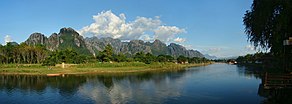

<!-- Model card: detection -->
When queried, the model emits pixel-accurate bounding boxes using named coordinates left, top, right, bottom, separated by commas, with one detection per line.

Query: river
left=0, top=63, right=290, bottom=104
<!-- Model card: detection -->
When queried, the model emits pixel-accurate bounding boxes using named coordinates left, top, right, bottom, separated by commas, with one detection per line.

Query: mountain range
left=24, top=27, right=205, bottom=58
left=204, top=54, right=218, bottom=60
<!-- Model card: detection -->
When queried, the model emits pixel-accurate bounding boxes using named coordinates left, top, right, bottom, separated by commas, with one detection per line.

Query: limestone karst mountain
left=25, top=27, right=204, bottom=58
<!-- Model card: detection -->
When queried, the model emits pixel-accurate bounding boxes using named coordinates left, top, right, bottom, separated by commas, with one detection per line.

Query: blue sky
left=0, top=0, right=256, bottom=58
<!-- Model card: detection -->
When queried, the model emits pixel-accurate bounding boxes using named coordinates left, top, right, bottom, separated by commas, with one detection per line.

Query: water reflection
left=1, top=64, right=290, bottom=103
left=237, top=64, right=292, bottom=104
left=257, top=74, right=292, bottom=104
left=0, top=75, right=87, bottom=96
left=78, top=70, right=188, bottom=104
left=236, top=65, right=262, bottom=79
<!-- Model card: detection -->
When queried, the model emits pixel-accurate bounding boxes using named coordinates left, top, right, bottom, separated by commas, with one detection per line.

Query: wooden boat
left=46, top=74, right=61, bottom=76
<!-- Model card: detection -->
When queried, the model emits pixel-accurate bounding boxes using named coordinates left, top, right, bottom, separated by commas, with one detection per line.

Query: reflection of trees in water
left=226, top=64, right=292, bottom=104
left=0, top=75, right=86, bottom=96
left=0, top=70, right=190, bottom=103
left=0, top=75, right=47, bottom=93
left=134, top=70, right=187, bottom=81
left=237, top=64, right=292, bottom=103
left=236, top=65, right=263, bottom=79
left=236, top=64, right=292, bottom=103
left=96, top=76, right=114, bottom=90
left=79, top=70, right=189, bottom=104
left=258, top=84, right=292, bottom=104
left=82, top=70, right=188, bottom=91
left=51, top=76, right=86, bottom=97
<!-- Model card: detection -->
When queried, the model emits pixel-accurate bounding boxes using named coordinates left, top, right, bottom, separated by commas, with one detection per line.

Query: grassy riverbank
left=0, top=62, right=212, bottom=75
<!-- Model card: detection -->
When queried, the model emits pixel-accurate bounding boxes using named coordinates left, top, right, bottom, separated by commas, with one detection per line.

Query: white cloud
left=139, top=35, right=153, bottom=41
left=79, top=10, right=186, bottom=43
left=154, top=26, right=186, bottom=42
left=241, top=44, right=258, bottom=56
left=174, top=37, right=186, bottom=43
left=4, top=35, right=12, bottom=45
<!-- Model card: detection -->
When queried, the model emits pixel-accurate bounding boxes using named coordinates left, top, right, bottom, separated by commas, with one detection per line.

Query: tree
left=35, top=44, right=48, bottom=64
left=134, top=52, right=146, bottom=62
left=144, top=53, right=156, bottom=64
left=157, top=55, right=174, bottom=62
left=4, top=42, right=18, bottom=64
left=42, top=48, right=86, bottom=66
left=113, top=53, right=127, bottom=62
left=104, top=44, right=113, bottom=59
left=157, top=55, right=167, bottom=62
left=177, top=55, right=187, bottom=64
left=0, top=45, right=5, bottom=64
left=96, top=44, right=114, bottom=62
left=243, top=0, right=292, bottom=55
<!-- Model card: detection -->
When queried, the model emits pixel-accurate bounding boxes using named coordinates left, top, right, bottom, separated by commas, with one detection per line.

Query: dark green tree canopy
left=243, top=0, right=292, bottom=55
left=96, top=44, right=114, bottom=62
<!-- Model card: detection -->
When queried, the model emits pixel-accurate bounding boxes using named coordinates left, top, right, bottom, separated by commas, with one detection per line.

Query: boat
left=46, top=74, right=61, bottom=76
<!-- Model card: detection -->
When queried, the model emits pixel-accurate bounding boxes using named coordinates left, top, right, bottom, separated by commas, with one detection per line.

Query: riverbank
left=0, top=62, right=213, bottom=75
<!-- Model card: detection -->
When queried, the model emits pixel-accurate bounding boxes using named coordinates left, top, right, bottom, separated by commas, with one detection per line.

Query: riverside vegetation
left=0, top=43, right=211, bottom=75
left=242, top=0, right=292, bottom=71
left=0, top=27, right=211, bottom=74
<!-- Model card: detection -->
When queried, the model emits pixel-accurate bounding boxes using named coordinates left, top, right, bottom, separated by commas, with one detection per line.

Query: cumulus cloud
left=4, top=35, right=12, bottom=45
left=139, top=35, right=153, bottom=41
left=154, top=26, right=186, bottom=42
left=174, top=37, right=186, bottom=43
left=79, top=10, right=186, bottom=43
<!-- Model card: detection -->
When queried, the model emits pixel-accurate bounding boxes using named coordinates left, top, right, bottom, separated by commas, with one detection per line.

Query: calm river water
left=0, top=63, right=290, bottom=104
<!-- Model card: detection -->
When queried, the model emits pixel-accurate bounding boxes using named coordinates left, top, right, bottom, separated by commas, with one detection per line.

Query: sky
left=0, top=0, right=256, bottom=58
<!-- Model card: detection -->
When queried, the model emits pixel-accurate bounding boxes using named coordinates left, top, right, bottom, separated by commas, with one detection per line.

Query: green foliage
left=42, top=48, right=87, bottom=66
left=0, top=42, right=48, bottom=64
left=133, top=52, right=173, bottom=64
left=189, top=57, right=209, bottom=63
left=177, top=55, right=188, bottom=63
left=157, top=55, right=174, bottom=62
left=134, top=52, right=146, bottom=62
left=1, top=42, right=209, bottom=67
left=96, top=44, right=114, bottom=62
left=236, top=52, right=267, bottom=64
left=144, top=53, right=156, bottom=64
left=243, top=0, right=292, bottom=55
left=113, top=53, right=127, bottom=62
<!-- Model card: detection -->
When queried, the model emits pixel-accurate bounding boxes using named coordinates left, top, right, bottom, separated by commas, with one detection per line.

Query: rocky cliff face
left=150, top=39, right=168, bottom=55
left=47, top=33, right=59, bottom=51
left=25, top=27, right=90, bottom=55
left=25, top=27, right=204, bottom=58
left=25, top=33, right=48, bottom=46
left=168, top=43, right=204, bottom=58
left=85, top=37, right=126, bottom=54
left=85, top=37, right=203, bottom=58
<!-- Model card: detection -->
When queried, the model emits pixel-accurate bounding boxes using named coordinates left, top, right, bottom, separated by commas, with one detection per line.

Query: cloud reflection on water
left=78, top=71, right=188, bottom=104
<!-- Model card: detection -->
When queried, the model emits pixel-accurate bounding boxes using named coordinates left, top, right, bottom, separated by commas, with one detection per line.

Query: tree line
left=0, top=42, right=47, bottom=64
left=235, top=52, right=287, bottom=69
left=236, top=52, right=267, bottom=64
left=1, top=43, right=210, bottom=66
